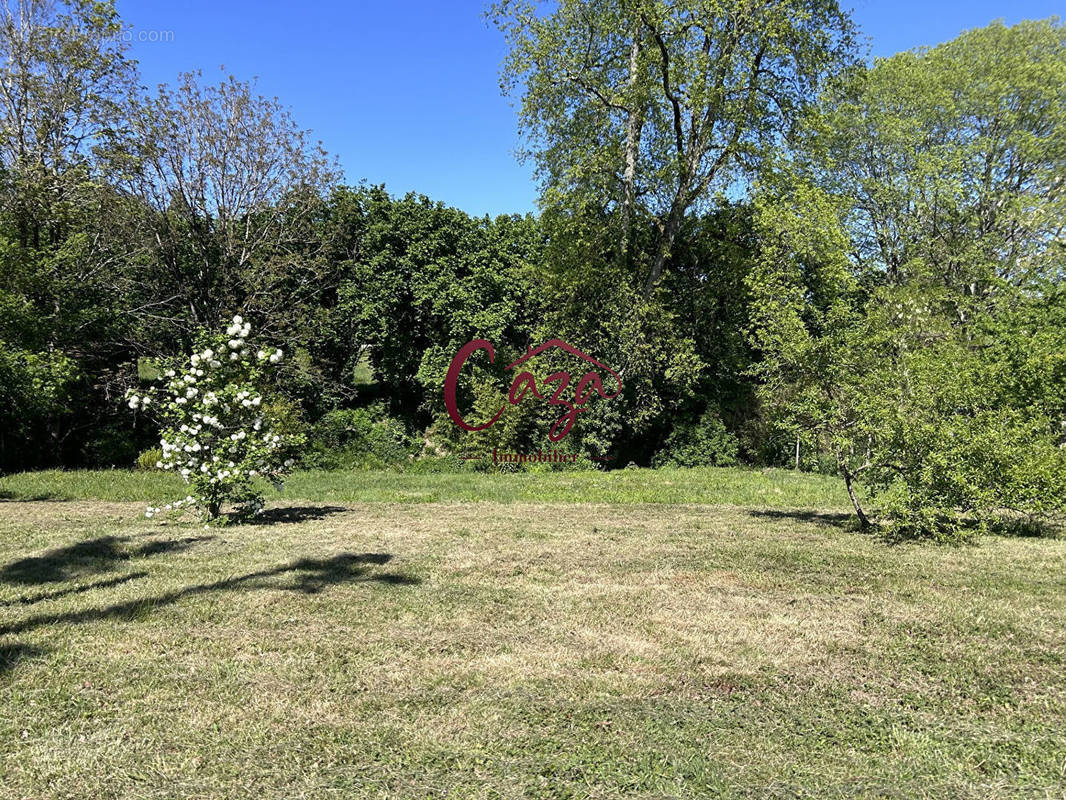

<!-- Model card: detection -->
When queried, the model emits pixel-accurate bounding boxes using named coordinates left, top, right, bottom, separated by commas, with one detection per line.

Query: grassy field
left=0, top=466, right=852, bottom=507
left=0, top=468, right=1063, bottom=798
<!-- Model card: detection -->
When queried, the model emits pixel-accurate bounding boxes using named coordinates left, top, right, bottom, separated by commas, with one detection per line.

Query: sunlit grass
left=0, top=466, right=850, bottom=508
left=0, top=474, right=1062, bottom=797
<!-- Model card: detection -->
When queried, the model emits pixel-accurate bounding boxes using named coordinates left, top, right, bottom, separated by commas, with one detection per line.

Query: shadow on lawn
left=0, top=490, right=70, bottom=502
left=0, top=534, right=215, bottom=585
left=0, top=571, right=148, bottom=608
left=0, top=552, right=418, bottom=636
left=748, top=509, right=857, bottom=530
left=252, top=505, right=348, bottom=525
left=0, top=643, right=48, bottom=677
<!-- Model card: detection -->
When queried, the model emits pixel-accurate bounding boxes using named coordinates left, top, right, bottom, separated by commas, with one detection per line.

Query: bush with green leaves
left=653, top=410, right=739, bottom=468
left=126, top=316, right=304, bottom=521
left=303, top=405, right=415, bottom=470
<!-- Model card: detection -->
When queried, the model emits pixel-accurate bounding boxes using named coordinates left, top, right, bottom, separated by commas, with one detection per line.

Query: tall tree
left=491, top=0, right=857, bottom=293
left=0, top=0, right=134, bottom=249
left=749, top=19, right=1066, bottom=539
left=116, top=71, right=340, bottom=333
left=807, top=18, right=1066, bottom=308
left=0, top=0, right=141, bottom=468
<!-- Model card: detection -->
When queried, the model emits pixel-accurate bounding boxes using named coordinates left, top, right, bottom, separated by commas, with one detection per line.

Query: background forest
left=1, top=0, right=1063, bottom=539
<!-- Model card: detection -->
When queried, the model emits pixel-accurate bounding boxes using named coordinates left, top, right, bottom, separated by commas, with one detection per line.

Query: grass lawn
left=0, top=468, right=1063, bottom=798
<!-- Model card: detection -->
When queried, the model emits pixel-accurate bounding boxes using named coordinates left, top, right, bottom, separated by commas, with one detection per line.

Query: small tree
left=127, top=316, right=303, bottom=522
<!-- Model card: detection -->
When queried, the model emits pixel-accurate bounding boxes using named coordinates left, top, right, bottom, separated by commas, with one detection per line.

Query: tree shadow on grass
left=0, top=534, right=215, bottom=585
left=0, top=491, right=70, bottom=502
left=748, top=509, right=858, bottom=530
left=988, top=514, right=1064, bottom=539
left=0, top=643, right=48, bottom=677
left=0, top=552, right=419, bottom=636
left=251, top=506, right=349, bottom=525
left=0, top=571, right=148, bottom=608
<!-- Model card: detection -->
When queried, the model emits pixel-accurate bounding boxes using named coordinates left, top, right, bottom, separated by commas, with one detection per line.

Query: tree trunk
left=645, top=200, right=684, bottom=297
left=618, top=26, right=643, bottom=269
left=836, top=448, right=870, bottom=529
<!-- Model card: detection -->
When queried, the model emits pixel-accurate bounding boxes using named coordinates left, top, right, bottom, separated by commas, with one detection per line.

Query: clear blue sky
left=116, top=0, right=1062, bottom=217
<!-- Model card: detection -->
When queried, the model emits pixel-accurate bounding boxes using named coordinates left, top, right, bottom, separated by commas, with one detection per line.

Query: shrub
left=127, top=315, right=304, bottom=522
left=303, top=405, right=415, bottom=470
left=136, top=447, right=164, bottom=471
left=653, top=410, right=739, bottom=468
left=82, top=423, right=142, bottom=468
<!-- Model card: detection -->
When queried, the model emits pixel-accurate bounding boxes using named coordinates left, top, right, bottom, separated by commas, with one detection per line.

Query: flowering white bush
left=127, top=316, right=304, bottom=522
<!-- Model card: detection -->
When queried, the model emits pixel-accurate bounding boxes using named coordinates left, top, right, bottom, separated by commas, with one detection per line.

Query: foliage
left=128, top=316, right=304, bottom=521
left=0, top=2, right=1062, bottom=545
left=136, top=447, right=164, bottom=472
left=749, top=19, right=1066, bottom=540
left=303, top=405, right=416, bottom=470
left=491, top=0, right=858, bottom=291
left=652, top=408, right=739, bottom=467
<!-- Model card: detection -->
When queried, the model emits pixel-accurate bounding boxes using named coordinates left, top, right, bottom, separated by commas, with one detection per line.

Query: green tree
left=491, top=0, right=857, bottom=290
left=750, top=19, right=1066, bottom=539
left=0, top=0, right=143, bottom=469
left=491, top=0, right=857, bottom=459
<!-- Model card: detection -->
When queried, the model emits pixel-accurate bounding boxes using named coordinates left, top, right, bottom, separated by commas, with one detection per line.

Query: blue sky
left=116, top=0, right=1062, bottom=217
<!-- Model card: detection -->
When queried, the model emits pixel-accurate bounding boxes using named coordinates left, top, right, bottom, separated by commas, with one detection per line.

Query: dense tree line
left=0, top=0, right=1062, bottom=538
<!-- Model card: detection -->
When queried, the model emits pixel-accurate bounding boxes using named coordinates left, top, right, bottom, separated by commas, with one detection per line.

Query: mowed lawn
left=0, top=469, right=1063, bottom=799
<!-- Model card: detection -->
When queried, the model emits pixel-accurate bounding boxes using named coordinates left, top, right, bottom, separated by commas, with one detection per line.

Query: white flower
left=257, top=350, right=267, bottom=360
left=128, top=397, right=140, bottom=409
left=191, top=354, right=201, bottom=365
left=230, top=353, right=239, bottom=361
left=228, top=339, right=243, bottom=350
left=202, top=349, right=214, bottom=360
left=233, top=315, right=243, bottom=325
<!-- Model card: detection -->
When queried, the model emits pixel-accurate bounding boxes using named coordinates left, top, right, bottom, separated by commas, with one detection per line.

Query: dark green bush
left=303, top=405, right=416, bottom=470
left=653, top=410, right=739, bottom=468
